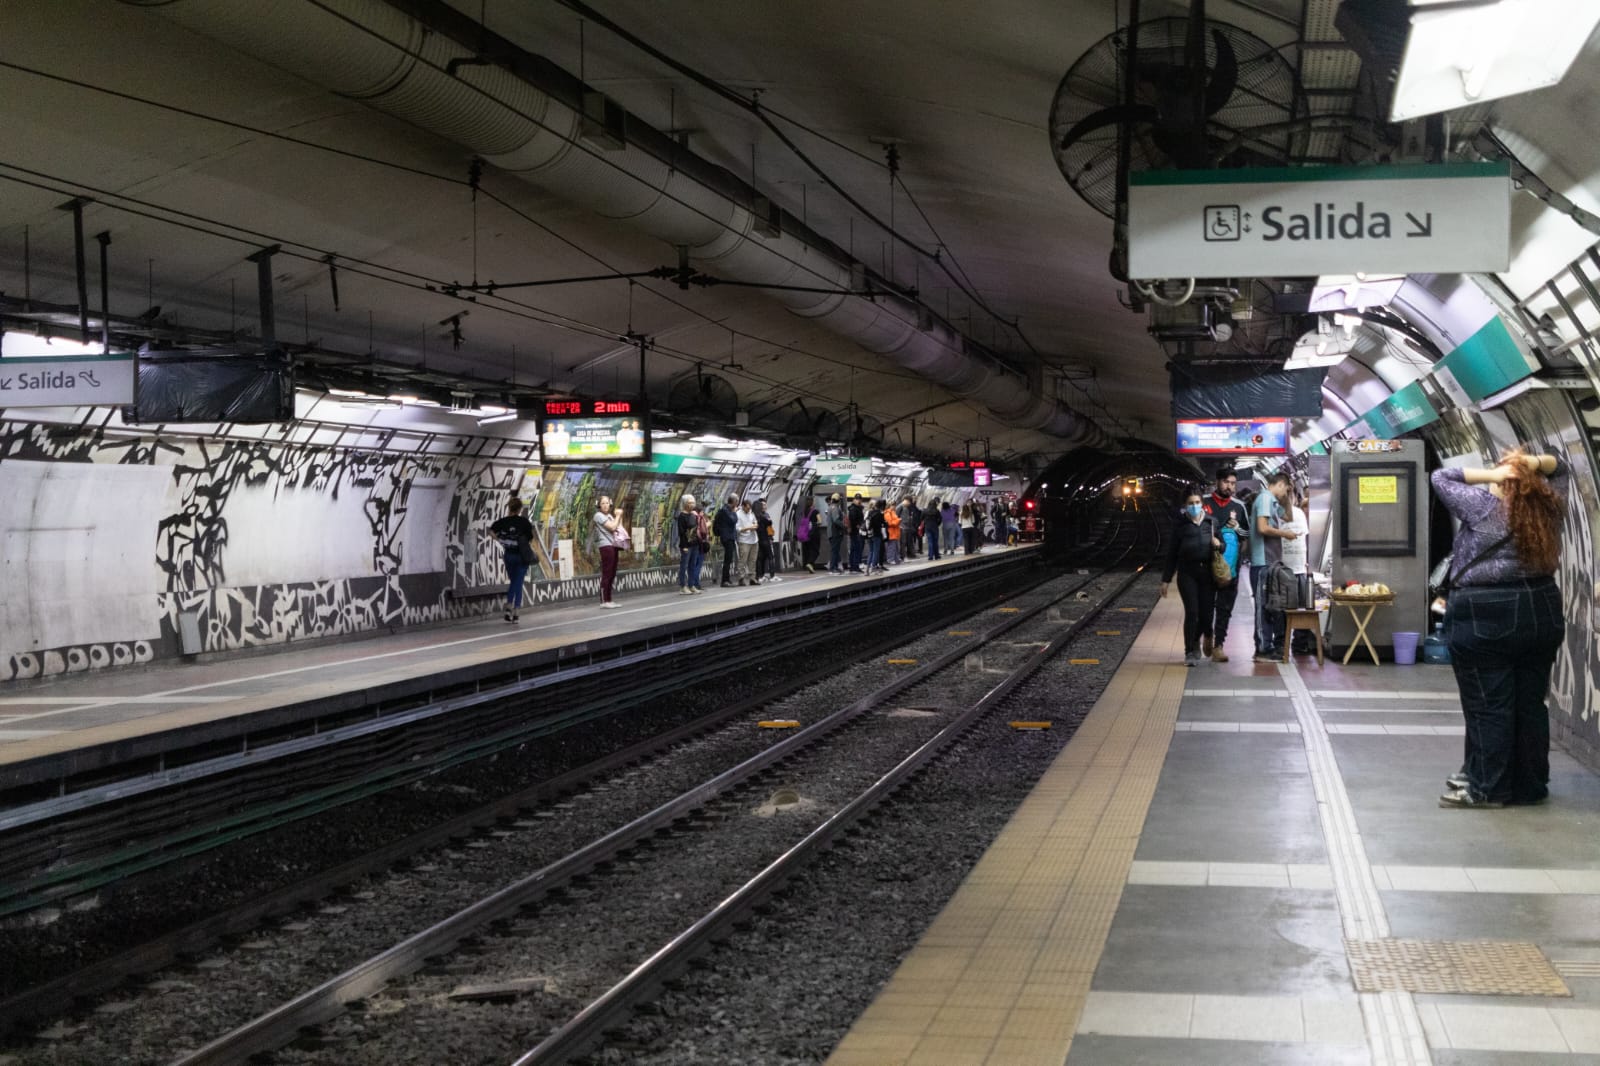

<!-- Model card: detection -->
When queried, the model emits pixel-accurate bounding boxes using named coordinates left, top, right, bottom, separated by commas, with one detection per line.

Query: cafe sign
left=0, top=354, right=136, bottom=408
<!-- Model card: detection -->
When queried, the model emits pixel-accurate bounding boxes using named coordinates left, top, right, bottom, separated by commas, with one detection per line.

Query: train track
left=162, top=533, right=1155, bottom=1066
left=0, top=535, right=1133, bottom=1041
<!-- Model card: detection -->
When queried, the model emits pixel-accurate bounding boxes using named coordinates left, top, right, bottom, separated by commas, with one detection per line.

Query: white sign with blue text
left=1128, top=163, right=1510, bottom=280
left=0, top=354, right=136, bottom=408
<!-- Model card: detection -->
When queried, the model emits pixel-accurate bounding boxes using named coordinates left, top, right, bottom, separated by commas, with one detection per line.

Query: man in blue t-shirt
left=1249, top=471, right=1299, bottom=662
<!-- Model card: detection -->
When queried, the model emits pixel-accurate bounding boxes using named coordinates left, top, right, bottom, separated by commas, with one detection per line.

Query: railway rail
left=164, top=525, right=1157, bottom=1066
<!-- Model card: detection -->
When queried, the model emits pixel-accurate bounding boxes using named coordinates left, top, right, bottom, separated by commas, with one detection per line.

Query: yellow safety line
left=826, top=596, right=1186, bottom=1066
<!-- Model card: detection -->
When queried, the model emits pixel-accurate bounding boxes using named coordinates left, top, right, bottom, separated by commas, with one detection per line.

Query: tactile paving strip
left=1346, top=938, right=1571, bottom=997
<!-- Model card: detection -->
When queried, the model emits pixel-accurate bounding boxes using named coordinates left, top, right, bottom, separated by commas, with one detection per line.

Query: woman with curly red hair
left=1430, top=449, right=1567, bottom=809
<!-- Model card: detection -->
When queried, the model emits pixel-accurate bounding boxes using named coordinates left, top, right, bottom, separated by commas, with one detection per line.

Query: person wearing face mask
left=1162, top=488, right=1224, bottom=666
left=1199, top=466, right=1249, bottom=662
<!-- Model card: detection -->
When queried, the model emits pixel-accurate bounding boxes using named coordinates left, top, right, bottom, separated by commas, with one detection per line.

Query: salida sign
left=1128, top=162, right=1510, bottom=279
left=0, top=354, right=136, bottom=408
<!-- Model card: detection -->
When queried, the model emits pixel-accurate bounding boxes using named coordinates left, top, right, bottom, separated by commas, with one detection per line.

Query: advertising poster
left=540, top=415, right=649, bottom=462
left=1175, top=418, right=1289, bottom=455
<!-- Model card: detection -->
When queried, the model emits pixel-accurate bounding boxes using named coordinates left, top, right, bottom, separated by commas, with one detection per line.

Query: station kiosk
left=1327, top=439, right=1430, bottom=659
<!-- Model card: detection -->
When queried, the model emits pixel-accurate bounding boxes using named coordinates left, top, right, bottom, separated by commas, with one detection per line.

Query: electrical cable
left=0, top=58, right=943, bottom=397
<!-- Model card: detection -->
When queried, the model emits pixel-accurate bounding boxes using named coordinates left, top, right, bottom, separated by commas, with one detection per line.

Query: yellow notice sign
left=1359, top=475, right=1398, bottom=504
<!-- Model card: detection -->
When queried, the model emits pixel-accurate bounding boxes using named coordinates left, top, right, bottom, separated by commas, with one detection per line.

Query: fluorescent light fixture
left=1391, top=0, right=1600, bottom=121
left=341, top=399, right=403, bottom=409
left=477, top=412, right=518, bottom=425
left=1308, top=274, right=1405, bottom=313
left=0, top=333, right=107, bottom=358
left=689, top=434, right=736, bottom=445
left=387, top=394, right=421, bottom=404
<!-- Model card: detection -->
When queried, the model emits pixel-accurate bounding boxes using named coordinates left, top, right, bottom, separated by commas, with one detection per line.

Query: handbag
left=613, top=524, right=632, bottom=551
left=1211, top=549, right=1233, bottom=588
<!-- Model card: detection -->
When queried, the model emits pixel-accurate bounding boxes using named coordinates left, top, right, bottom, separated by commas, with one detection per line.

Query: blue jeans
left=679, top=545, right=704, bottom=588
left=848, top=533, right=864, bottom=570
left=829, top=534, right=844, bottom=571
left=926, top=526, right=941, bottom=560
left=1447, top=578, right=1564, bottom=803
left=505, top=558, right=527, bottom=608
left=867, top=536, right=883, bottom=569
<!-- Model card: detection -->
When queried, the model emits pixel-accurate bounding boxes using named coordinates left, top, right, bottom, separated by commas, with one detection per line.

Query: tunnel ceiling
left=0, top=1, right=1596, bottom=466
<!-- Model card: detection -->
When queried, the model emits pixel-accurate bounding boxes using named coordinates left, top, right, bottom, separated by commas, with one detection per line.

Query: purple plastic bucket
left=1392, top=631, right=1421, bottom=665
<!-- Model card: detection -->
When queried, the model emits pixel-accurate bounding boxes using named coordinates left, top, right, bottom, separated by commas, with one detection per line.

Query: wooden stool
left=1283, top=608, right=1324, bottom=666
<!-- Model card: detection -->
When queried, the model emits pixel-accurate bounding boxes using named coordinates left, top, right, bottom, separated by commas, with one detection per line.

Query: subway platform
left=829, top=594, right=1600, bottom=1066
left=0, top=546, right=1031, bottom=788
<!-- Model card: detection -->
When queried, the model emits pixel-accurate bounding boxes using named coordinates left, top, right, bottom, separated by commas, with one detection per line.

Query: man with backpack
left=1199, top=467, right=1249, bottom=662
left=714, top=495, right=740, bottom=587
left=1250, top=470, right=1300, bottom=662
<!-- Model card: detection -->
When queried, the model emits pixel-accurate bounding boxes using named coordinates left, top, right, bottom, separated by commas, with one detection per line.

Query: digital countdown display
left=537, top=398, right=650, bottom=464
left=1175, top=418, right=1289, bottom=455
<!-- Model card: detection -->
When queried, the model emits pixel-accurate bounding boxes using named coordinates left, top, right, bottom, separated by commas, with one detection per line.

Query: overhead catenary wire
left=0, top=60, right=950, bottom=405
left=0, top=163, right=969, bottom=435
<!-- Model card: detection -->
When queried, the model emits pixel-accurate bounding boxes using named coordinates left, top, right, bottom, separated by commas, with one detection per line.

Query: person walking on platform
left=847, top=494, right=867, bottom=572
left=826, top=494, right=846, bottom=573
left=1161, top=489, right=1222, bottom=667
left=1432, top=450, right=1567, bottom=809
left=592, top=495, right=627, bottom=609
left=736, top=499, right=760, bottom=585
left=675, top=494, right=703, bottom=595
left=924, top=498, right=943, bottom=561
left=714, top=495, right=740, bottom=587
left=1249, top=471, right=1298, bottom=662
left=1199, top=467, right=1248, bottom=662
left=490, top=499, right=535, bottom=622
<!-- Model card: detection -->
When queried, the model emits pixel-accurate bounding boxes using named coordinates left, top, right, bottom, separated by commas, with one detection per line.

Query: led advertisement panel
left=538, top=399, right=650, bottom=463
left=1175, top=417, right=1289, bottom=455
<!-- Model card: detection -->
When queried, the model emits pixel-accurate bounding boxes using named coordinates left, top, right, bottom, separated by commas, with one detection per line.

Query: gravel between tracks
left=586, top=571, right=1163, bottom=1066
left=0, top=564, right=1087, bottom=1066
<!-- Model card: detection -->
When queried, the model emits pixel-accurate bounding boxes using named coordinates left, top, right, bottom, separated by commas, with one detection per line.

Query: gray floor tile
left=1384, top=890, right=1600, bottom=947
left=1178, top=701, right=1297, bottom=724
left=1092, top=886, right=1349, bottom=997
left=1066, top=1034, right=1369, bottom=1065
left=1135, top=735, right=1326, bottom=864
left=1334, top=736, right=1600, bottom=867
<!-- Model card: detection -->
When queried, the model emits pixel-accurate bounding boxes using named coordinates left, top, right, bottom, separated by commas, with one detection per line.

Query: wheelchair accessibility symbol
left=1204, top=205, right=1242, bottom=242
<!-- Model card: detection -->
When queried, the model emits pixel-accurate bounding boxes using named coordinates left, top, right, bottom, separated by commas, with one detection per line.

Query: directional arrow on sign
left=1405, top=211, right=1432, bottom=238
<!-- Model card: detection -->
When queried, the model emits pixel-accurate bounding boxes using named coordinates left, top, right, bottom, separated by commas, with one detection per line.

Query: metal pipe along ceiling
left=125, top=0, right=1110, bottom=448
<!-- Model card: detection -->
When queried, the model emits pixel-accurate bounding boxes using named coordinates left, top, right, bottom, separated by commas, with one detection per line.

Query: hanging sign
left=1128, top=163, right=1511, bottom=279
left=1175, top=418, right=1289, bottom=455
left=0, top=354, right=136, bottom=408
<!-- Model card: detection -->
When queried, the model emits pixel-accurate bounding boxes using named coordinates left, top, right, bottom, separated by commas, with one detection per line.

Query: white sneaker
left=602, top=602, right=619, bottom=609
left=771, top=576, right=783, bottom=583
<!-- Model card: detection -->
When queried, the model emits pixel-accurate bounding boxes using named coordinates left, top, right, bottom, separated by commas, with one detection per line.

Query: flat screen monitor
left=538, top=399, right=650, bottom=463
left=1175, top=417, right=1289, bottom=455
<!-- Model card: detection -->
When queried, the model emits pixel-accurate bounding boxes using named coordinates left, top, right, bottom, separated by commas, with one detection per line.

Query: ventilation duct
left=124, top=0, right=1110, bottom=449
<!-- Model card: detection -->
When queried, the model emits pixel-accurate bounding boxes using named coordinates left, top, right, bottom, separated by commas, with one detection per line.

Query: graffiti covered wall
left=0, top=414, right=826, bottom=682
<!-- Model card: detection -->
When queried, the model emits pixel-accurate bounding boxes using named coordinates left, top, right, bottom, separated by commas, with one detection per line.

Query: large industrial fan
left=665, top=368, right=739, bottom=423
left=1048, top=14, right=1298, bottom=220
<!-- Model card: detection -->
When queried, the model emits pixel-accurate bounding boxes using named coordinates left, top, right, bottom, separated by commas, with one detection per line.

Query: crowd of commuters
left=490, top=489, right=1017, bottom=620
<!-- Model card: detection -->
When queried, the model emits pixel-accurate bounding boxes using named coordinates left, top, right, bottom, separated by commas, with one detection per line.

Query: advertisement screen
left=973, top=468, right=992, bottom=486
left=1175, top=418, right=1289, bottom=455
left=538, top=400, right=651, bottom=463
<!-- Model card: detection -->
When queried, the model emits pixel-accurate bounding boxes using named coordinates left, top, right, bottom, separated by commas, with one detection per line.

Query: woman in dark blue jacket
left=1161, top=488, right=1222, bottom=666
